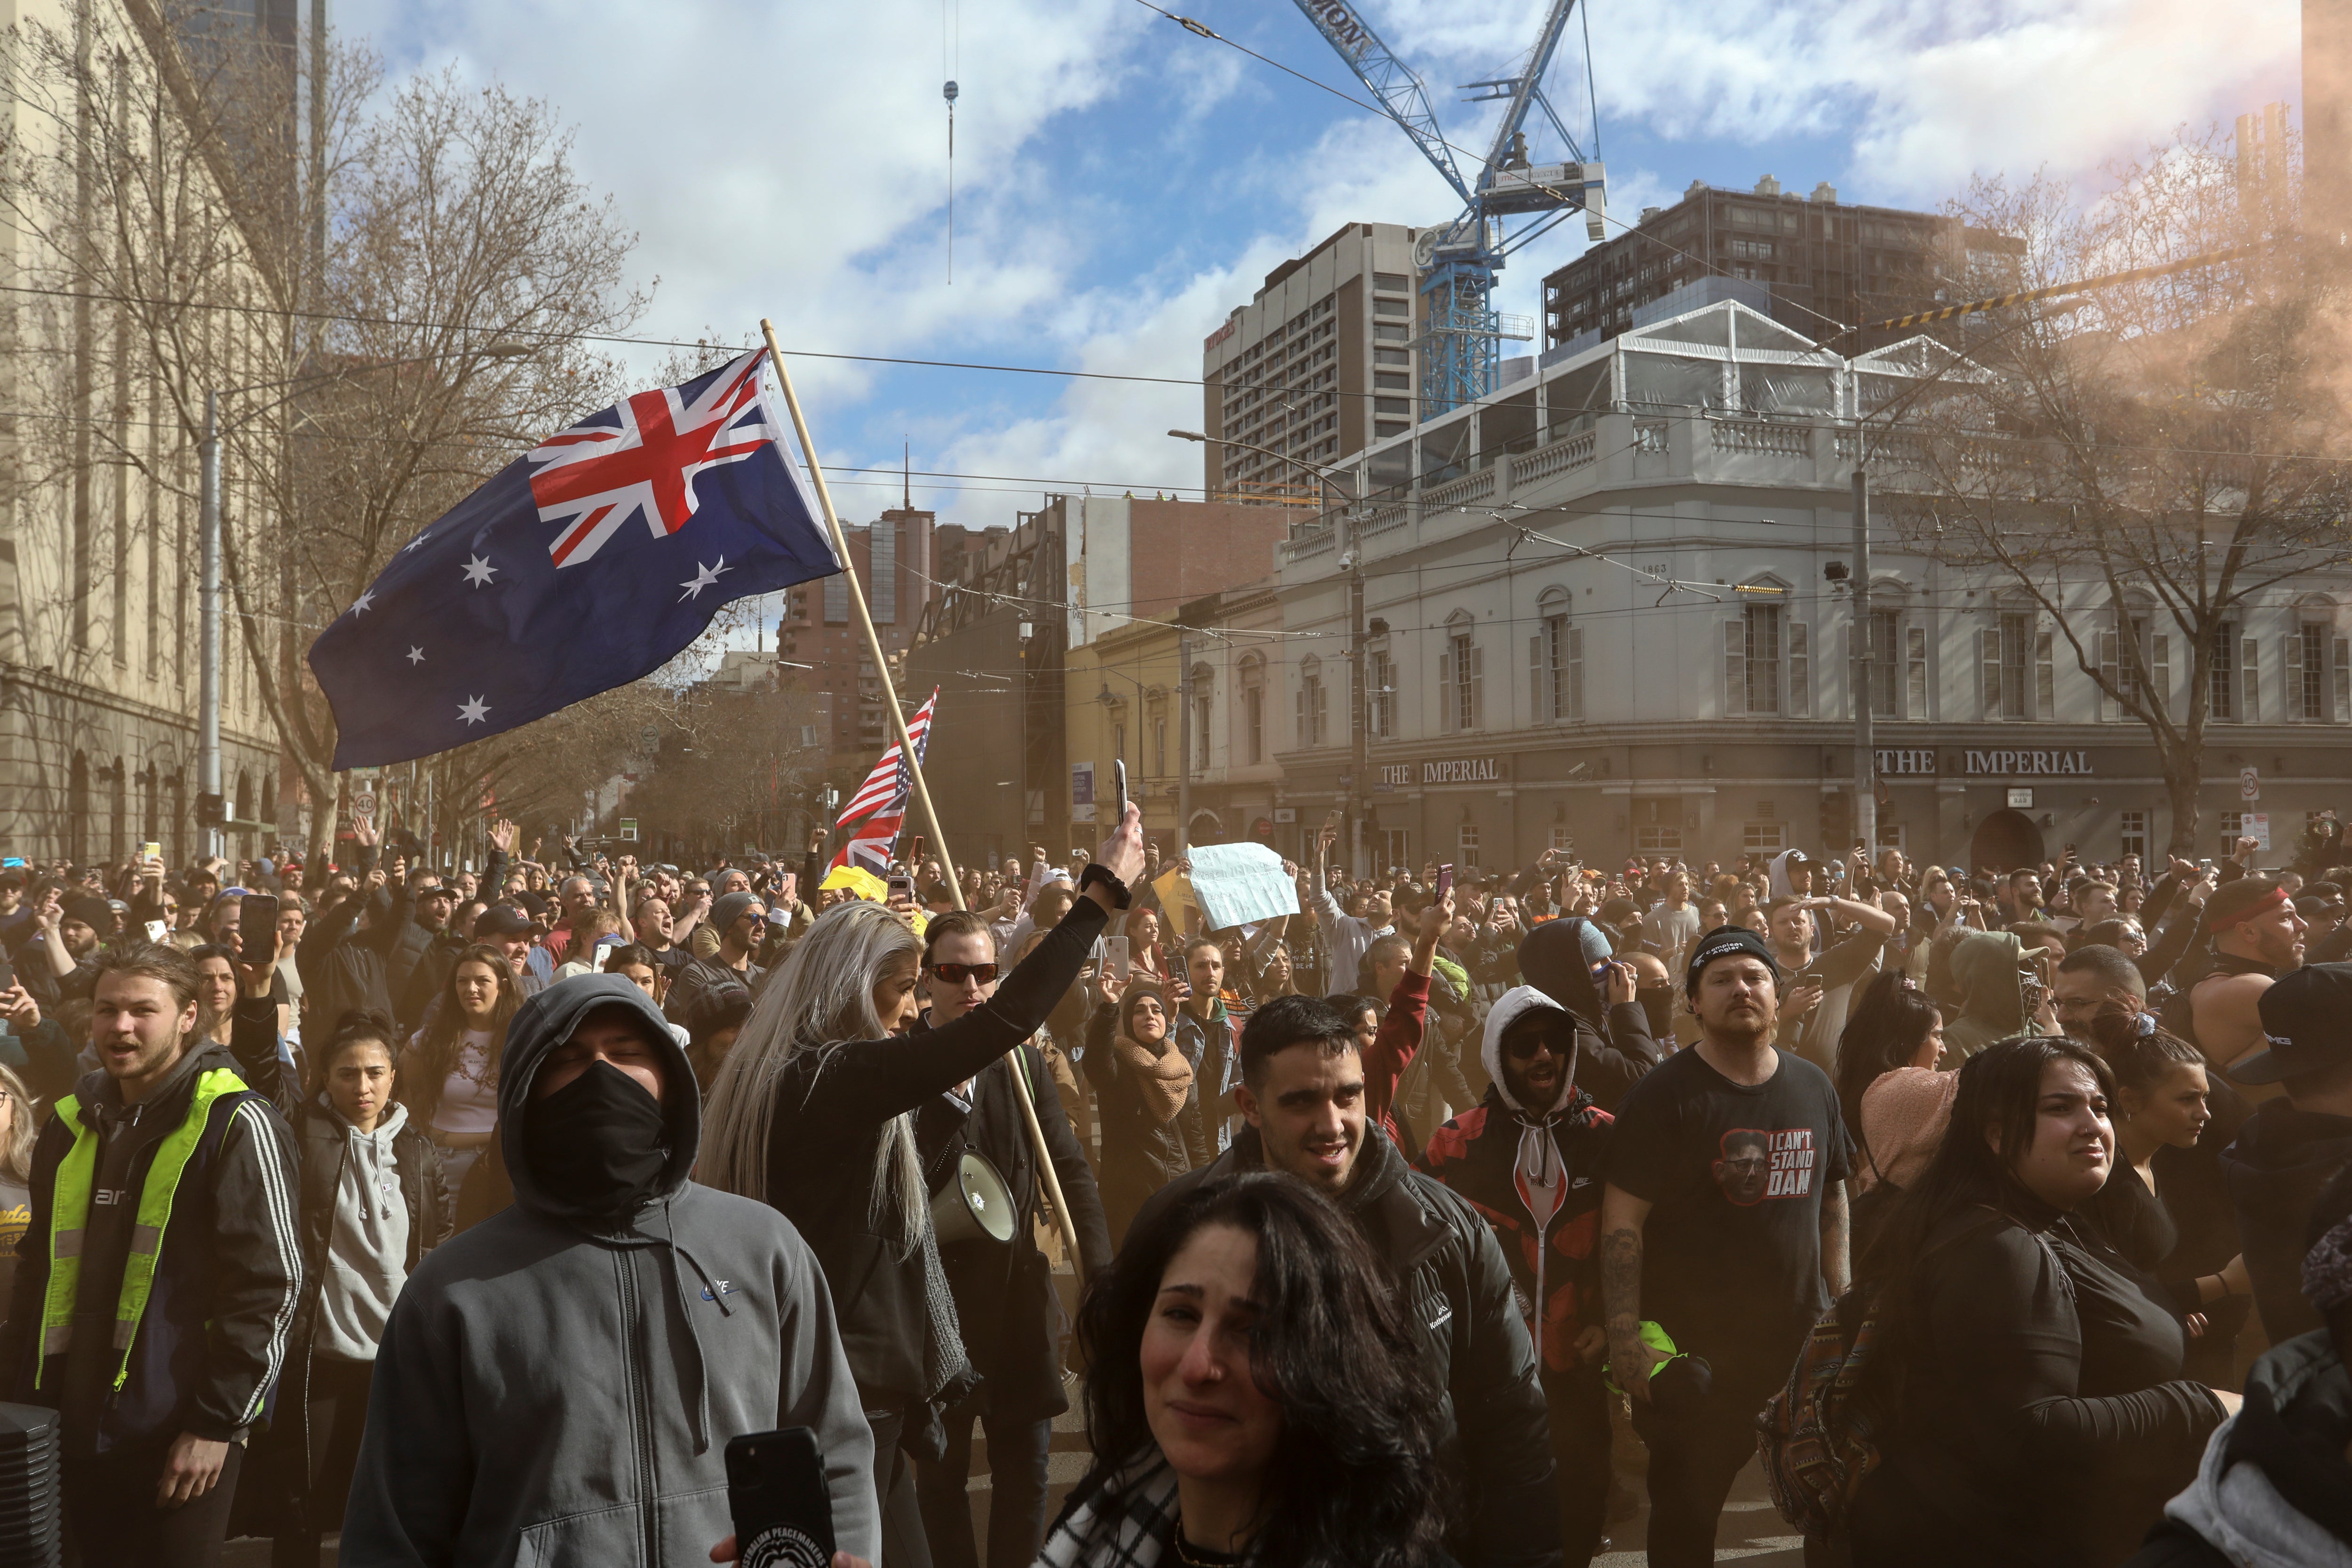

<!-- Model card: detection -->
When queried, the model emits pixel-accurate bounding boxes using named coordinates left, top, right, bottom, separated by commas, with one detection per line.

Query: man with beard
left=1127, top=993, right=1560, bottom=1568
left=1418, top=987, right=1617, bottom=1565
left=662, top=891, right=767, bottom=1027
left=341, top=974, right=879, bottom=1563
left=392, top=877, right=467, bottom=1034
left=1598, top=926, right=1850, bottom=1568
left=2190, top=877, right=2308, bottom=1080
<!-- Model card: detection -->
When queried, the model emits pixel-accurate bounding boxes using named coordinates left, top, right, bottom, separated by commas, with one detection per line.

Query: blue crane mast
left=1288, top=0, right=1605, bottom=415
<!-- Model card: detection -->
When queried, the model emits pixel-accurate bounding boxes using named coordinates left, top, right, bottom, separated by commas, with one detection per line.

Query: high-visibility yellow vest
left=36, top=1067, right=251, bottom=1391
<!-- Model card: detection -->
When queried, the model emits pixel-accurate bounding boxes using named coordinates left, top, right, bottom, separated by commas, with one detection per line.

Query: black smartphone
left=1114, top=758, right=1129, bottom=821
left=725, top=1427, right=833, bottom=1567
left=238, top=891, right=280, bottom=962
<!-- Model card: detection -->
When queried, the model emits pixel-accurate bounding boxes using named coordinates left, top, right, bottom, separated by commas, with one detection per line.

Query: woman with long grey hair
left=702, top=805, right=1144, bottom=1568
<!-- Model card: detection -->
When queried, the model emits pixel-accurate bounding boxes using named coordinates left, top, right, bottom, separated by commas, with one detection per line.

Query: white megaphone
left=930, top=1150, right=1017, bottom=1245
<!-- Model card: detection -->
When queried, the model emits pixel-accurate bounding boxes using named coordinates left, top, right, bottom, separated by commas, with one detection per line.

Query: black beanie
left=1684, top=925, right=1780, bottom=998
left=62, top=894, right=115, bottom=936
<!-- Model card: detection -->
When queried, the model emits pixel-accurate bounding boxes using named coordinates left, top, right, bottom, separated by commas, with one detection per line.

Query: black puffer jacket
left=1130, top=1127, right=1561, bottom=1568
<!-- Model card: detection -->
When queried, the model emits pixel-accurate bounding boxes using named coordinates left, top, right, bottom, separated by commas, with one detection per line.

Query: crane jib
left=1300, top=0, right=1374, bottom=62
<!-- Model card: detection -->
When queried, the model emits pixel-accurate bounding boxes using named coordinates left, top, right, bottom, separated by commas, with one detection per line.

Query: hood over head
left=1483, top=985, right=1579, bottom=1113
left=1947, top=927, right=2026, bottom=1027
left=1767, top=849, right=1810, bottom=902
left=496, top=973, right=699, bottom=1229
left=1516, top=916, right=1613, bottom=1033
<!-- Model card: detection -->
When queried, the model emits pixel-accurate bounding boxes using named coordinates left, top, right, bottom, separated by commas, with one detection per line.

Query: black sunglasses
left=930, top=961, right=1000, bottom=985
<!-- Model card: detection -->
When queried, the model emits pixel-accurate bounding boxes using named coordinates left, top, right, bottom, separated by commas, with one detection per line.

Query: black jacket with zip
left=913, top=1031, right=1110, bottom=1424
left=1128, top=1125, right=1562, bottom=1568
left=234, top=1088, right=454, bottom=1538
left=299, top=859, right=407, bottom=1032
left=0, top=1019, right=301, bottom=1454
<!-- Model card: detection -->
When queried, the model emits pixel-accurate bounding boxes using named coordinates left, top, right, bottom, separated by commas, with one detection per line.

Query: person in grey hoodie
left=339, top=972, right=879, bottom=1567
left=236, top=1007, right=454, bottom=1567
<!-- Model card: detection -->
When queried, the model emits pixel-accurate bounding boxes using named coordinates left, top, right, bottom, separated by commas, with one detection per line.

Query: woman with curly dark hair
left=1040, top=1170, right=1457, bottom=1568
left=1847, top=1036, right=2234, bottom=1568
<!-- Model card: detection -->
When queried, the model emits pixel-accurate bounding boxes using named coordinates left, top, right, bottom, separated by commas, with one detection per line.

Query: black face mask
left=521, top=1059, right=670, bottom=1223
left=1639, top=987, right=1674, bottom=1041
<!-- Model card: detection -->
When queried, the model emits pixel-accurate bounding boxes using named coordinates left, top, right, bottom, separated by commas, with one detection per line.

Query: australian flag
left=308, top=347, right=842, bottom=768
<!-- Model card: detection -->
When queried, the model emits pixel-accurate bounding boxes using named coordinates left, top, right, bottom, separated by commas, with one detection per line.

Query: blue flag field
left=308, top=347, right=843, bottom=768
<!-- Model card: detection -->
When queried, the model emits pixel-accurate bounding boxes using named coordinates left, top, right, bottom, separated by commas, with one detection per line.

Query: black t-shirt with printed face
left=1605, top=1044, right=1851, bottom=1379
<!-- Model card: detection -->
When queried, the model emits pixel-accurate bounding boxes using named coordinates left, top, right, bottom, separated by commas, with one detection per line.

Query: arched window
left=68, top=751, right=90, bottom=866
left=109, top=758, right=128, bottom=865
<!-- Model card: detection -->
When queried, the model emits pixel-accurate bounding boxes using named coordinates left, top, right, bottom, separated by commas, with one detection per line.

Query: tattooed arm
left=1599, top=1183, right=1659, bottom=1402
left=1820, top=1180, right=1851, bottom=1297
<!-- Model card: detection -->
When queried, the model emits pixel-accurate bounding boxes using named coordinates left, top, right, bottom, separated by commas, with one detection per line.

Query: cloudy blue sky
left=344, top=0, right=2299, bottom=536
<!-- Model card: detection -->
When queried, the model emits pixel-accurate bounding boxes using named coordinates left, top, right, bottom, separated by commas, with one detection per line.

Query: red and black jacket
left=1416, top=1084, right=1613, bottom=1378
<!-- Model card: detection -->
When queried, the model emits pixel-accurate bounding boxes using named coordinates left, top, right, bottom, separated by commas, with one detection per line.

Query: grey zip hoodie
left=313, top=1097, right=413, bottom=1363
left=340, top=973, right=879, bottom=1566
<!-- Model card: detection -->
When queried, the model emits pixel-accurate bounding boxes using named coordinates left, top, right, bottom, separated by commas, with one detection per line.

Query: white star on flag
left=406, top=646, right=425, bottom=666
left=402, top=531, right=430, bottom=553
left=678, top=557, right=731, bottom=602
left=462, top=555, right=498, bottom=588
left=457, top=695, right=490, bottom=725
left=351, top=590, right=375, bottom=614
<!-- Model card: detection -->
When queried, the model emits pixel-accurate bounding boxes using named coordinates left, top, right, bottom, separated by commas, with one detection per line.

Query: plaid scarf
left=1038, top=1457, right=1179, bottom=1568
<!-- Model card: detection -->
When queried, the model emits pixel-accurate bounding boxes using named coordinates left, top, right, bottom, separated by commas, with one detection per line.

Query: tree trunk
left=305, top=767, right=343, bottom=873
left=2164, top=757, right=2203, bottom=856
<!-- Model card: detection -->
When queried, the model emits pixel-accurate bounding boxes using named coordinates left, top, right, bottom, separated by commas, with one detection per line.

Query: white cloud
left=343, top=0, right=2302, bottom=543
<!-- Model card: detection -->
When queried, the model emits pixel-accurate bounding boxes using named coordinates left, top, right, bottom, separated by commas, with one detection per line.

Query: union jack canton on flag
left=309, top=348, right=843, bottom=768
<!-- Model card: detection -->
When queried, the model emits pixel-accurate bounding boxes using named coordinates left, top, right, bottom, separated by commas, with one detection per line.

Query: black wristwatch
left=1079, top=862, right=1132, bottom=910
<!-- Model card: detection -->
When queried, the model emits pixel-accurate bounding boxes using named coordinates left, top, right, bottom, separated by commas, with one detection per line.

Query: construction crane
left=1290, top=0, right=1605, bottom=414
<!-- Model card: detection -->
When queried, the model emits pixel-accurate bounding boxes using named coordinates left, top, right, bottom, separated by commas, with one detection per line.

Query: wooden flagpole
left=761, top=319, right=1088, bottom=1278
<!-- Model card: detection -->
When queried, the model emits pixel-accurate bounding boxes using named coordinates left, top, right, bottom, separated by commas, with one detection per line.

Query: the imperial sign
left=1381, top=756, right=1508, bottom=787
left=1964, top=749, right=2093, bottom=776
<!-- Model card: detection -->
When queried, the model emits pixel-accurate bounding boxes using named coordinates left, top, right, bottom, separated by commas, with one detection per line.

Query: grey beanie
left=709, top=890, right=762, bottom=937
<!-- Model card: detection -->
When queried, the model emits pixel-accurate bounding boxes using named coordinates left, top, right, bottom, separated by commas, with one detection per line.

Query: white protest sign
left=1185, top=842, right=1301, bottom=931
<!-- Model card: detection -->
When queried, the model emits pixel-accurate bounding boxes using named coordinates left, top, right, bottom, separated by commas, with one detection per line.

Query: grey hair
left=699, top=900, right=928, bottom=1249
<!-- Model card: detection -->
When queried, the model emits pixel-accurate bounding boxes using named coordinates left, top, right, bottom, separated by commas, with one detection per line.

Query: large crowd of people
left=1, top=804, right=2350, bottom=1568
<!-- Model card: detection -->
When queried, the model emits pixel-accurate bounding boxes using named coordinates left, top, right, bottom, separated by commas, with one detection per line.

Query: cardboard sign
left=1185, top=843, right=1301, bottom=931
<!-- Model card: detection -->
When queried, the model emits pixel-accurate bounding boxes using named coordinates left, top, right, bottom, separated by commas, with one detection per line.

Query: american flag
left=831, top=689, right=938, bottom=873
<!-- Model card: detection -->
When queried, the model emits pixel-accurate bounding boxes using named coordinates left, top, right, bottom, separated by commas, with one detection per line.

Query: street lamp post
left=198, top=342, right=530, bottom=860
left=1168, top=429, right=1363, bottom=876
left=199, top=392, right=224, bottom=858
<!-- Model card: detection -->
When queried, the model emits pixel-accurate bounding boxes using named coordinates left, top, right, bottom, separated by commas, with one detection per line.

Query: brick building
left=1539, top=176, right=2022, bottom=355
